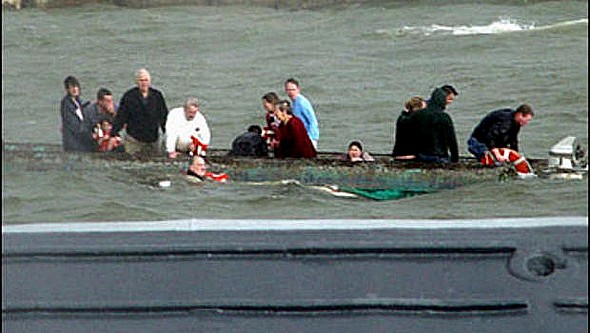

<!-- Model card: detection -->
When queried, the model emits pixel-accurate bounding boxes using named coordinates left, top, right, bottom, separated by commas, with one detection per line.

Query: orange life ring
left=481, top=148, right=534, bottom=174
left=205, top=172, right=229, bottom=183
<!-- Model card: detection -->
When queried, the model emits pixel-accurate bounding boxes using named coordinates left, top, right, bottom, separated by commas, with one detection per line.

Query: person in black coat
left=411, top=87, right=459, bottom=163
left=111, top=68, right=168, bottom=157
left=467, top=104, right=534, bottom=163
left=229, top=125, right=268, bottom=157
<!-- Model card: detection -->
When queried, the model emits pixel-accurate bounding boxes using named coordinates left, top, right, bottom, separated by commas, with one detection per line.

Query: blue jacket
left=291, top=94, right=319, bottom=142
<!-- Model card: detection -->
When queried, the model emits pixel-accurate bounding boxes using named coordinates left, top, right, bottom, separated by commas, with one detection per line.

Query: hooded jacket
left=410, top=88, right=459, bottom=162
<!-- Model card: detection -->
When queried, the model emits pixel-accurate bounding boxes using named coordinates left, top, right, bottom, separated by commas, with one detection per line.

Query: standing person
left=60, top=75, right=95, bottom=152
left=467, top=104, right=535, bottom=166
left=284, top=78, right=319, bottom=149
left=164, top=97, right=210, bottom=159
left=272, top=100, right=317, bottom=159
left=412, top=87, right=459, bottom=163
left=111, top=68, right=168, bottom=157
left=392, top=96, right=426, bottom=159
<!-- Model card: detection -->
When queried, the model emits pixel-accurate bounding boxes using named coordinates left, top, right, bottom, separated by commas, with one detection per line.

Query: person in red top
left=272, top=100, right=317, bottom=158
left=93, top=119, right=121, bottom=152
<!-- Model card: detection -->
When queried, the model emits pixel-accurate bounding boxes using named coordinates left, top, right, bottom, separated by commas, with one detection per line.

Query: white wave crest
left=396, top=17, right=587, bottom=36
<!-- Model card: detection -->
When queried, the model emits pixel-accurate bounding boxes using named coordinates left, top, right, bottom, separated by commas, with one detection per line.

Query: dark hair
left=64, top=76, right=80, bottom=89
left=96, top=87, right=112, bottom=100
left=515, top=104, right=534, bottom=116
left=275, top=99, right=292, bottom=114
left=441, top=84, right=458, bottom=96
left=285, top=77, right=300, bottom=87
left=247, top=125, right=263, bottom=135
left=348, top=141, right=363, bottom=151
left=262, top=92, right=280, bottom=104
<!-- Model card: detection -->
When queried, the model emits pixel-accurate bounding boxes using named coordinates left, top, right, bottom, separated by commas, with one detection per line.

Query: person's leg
left=467, top=137, right=488, bottom=160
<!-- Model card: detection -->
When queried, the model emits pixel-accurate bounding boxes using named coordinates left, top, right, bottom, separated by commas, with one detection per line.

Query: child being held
left=93, top=119, right=121, bottom=152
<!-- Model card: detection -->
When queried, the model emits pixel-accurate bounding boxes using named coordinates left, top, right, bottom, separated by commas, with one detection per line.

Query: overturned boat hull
left=2, top=142, right=547, bottom=191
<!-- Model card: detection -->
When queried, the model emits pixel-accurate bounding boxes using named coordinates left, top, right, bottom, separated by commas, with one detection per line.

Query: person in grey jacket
left=60, top=75, right=96, bottom=152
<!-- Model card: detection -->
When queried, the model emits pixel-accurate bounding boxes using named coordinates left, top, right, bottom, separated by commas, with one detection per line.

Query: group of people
left=392, top=84, right=534, bottom=171
left=60, top=69, right=535, bottom=175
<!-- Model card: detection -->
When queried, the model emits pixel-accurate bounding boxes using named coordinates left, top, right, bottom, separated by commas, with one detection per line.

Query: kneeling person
left=165, top=97, right=211, bottom=159
left=467, top=104, right=535, bottom=174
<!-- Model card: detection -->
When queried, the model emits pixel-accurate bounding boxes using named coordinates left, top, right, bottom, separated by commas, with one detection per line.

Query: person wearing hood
left=410, top=87, right=459, bottom=163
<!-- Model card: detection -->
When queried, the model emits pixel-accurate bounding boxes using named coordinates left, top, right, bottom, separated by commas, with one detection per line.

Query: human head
left=190, top=155, right=207, bottom=176
left=135, top=68, right=151, bottom=94
left=100, top=119, right=112, bottom=132
left=284, top=78, right=300, bottom=101
left=441, top=84, right=458, bottom=106
left=183, top=97, right=200, bottom=121
left=347, top=141, right=363, bottom=160
left=247, top=125, right=263, bottom=135
left=514, top=104, right=534, bottom=127
left=274, top=99, right=292, bottom=122
left=96, top=88, right=115, bottom=114
left=64, top=76, right=80, bottom=97
left=262, top=92, right=280, bottom=113
left=405, top=96, right=426, bottom=112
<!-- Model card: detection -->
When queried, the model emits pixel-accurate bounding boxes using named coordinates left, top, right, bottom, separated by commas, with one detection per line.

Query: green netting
left=338, top=186, right=434, bottom=200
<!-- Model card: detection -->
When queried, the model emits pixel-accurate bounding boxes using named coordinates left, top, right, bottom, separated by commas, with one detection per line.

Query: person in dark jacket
left=467, top=104, right=534, bottom=163
left=411, top=87, right=459, bottom=163
left=229, top=125, right=268, bottom=157
left=392, top=96, right=426, bottom=159
left=60, top=75, right=96, bottom=152
left=111, top=68, right=168, bottom=157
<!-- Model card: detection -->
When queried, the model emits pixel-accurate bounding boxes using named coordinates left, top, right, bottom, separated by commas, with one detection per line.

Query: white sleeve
left=196, top=113, right=211, bottom=145
left=165, top=109, right=180, bottom=153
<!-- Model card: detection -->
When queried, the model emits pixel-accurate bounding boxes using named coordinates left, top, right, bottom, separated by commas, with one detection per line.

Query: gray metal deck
left=2, top=217, right=588, bottom=332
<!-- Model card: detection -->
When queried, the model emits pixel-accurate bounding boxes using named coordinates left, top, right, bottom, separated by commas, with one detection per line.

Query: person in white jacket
left=165, top=97, right=211, bottom=159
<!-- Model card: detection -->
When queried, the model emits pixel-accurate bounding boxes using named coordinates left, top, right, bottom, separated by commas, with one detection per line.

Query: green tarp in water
left=338, top=186, right=434, bottom=200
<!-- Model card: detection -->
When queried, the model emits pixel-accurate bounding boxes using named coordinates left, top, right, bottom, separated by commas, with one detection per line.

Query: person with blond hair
left=392, top=96, right=426, bottom=159
left=111, top=68, right=169, bottom=156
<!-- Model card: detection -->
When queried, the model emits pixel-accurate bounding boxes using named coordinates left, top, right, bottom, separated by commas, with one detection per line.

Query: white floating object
left=158, top=180, right=172, bottom=188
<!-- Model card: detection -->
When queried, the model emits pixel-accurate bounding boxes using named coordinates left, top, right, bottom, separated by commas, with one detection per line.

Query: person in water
left=344, top=141, right=374, bottom=162
left=186, top=155, right=229, bottom=182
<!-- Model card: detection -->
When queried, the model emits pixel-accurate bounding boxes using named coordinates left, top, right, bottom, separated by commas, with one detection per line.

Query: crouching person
left=165, top=97, right=211, bottom=159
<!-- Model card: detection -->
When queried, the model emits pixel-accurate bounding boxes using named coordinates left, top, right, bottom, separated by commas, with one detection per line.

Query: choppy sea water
left=2, top=1, right=588, bottom=224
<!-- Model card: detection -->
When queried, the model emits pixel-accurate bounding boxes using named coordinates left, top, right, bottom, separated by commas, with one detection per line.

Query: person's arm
left=164, top=111, right=180, bottom=157
left=445, top=115, right=459, bottom=163
left=111, top=94, right=129, bottom=137
left=196, top=113, right=211, bottom=145
left=158, top=91, right=169, bottom=134
left=61, top=98, right=92, bottom=137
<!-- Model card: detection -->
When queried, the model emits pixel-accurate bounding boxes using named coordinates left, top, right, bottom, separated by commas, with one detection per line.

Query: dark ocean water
left=2, top=1, right=587, bottom=223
